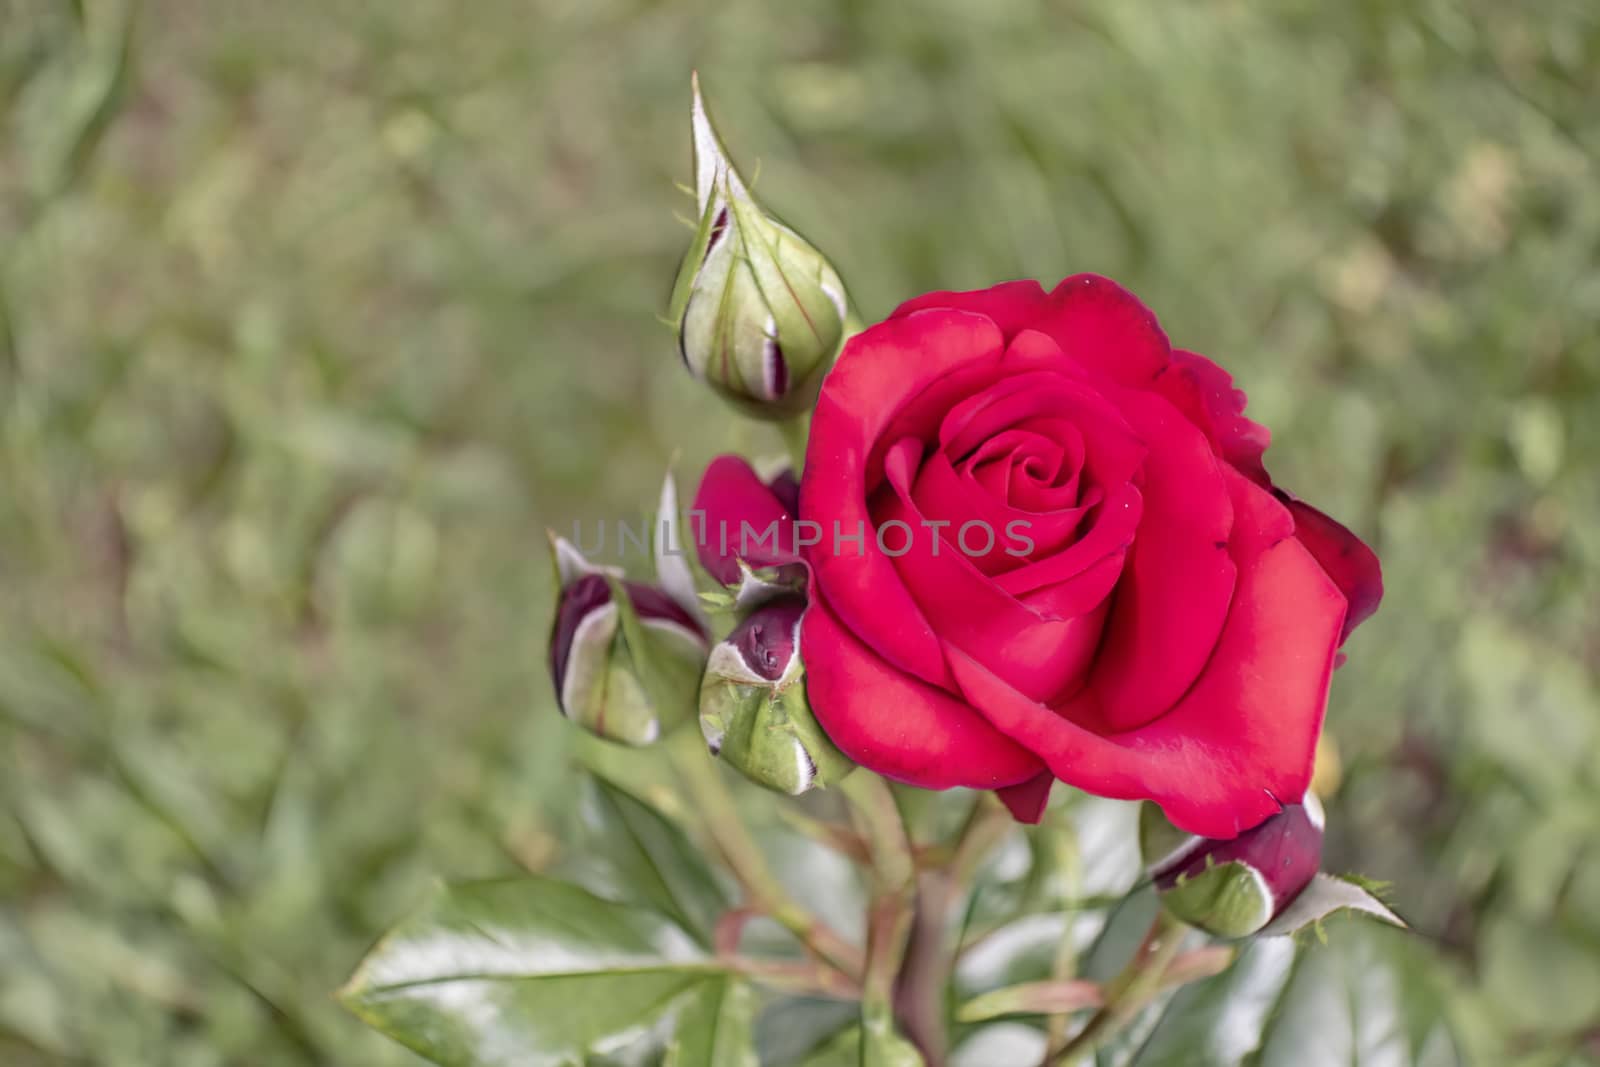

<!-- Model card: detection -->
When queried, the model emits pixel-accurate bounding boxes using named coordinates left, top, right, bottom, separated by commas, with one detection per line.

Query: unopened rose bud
left=698, top=597, right=852, bottom=794
left=548, top=537, right=709, bottom=746
left=667, top=75, right=849, bottom=420
left=1140, top=796, right=1324, bottom=939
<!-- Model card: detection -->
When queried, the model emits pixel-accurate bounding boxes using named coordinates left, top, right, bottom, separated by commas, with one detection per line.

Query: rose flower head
left=755, top=276, right=1384, bottom=837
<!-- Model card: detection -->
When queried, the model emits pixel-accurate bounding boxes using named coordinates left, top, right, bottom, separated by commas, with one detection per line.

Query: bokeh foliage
left=2, top=0, right=1598, bottom=1063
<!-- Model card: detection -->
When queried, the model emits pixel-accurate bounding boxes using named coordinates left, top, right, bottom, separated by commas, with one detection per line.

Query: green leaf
left=340, top=878, right=729, bottom=1067
left=1121, top=918, right=1462, bottom=1067
left=1480, top=911, right=1600, bottom=1034
left=1082, top=887, right=1161, bottom=984
left=1258, top=874, right=1405, bottom=937
left=795, top=1026, right=866, bottom=1067
left=951, top=1023, right=1049, bottom=1066
left=565, top=776, right=730, bottom=946
left=955, top=797, right=1140, bottom=1003
left=756, top=997, right=859, bottom=1066
left=864, top=1026, right=925, bottom=1067
left=0, top=284, right=16, bottom=405
left=793, top=1024, right=925, bottom=1067
left=34, top=0, right=138, bottom=199
left=1115, top=936, right=1297, bottom=1067
left=665, top=977, right=758, bottom=1067
left=1081, top=888, right=1184, bottom=1067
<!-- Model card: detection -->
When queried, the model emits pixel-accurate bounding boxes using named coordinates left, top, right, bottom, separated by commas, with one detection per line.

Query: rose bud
left=698, top=597, right=853, bottom=795
left=1139, top=795, right=1325, bottom=939
left=667, top=74, right=849, bottom=420
left=548, top=536, right=710, bottom=746
left=692, top=456, right=804, bottom=592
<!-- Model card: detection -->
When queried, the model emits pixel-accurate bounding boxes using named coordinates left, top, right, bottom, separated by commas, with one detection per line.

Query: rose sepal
left=698, top=598, right=853, bottom=795
left=1257, top=873, right=1405, bottom=937
left=547, top=533, right=710, bottom=747
left=1140, top=796, right=1326, bottom=939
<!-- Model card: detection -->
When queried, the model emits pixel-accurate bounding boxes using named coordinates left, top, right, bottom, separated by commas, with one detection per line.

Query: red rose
left=696, top=276, right=1380, bottom=838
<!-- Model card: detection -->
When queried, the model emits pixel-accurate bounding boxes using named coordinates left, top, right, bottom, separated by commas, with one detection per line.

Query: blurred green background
left=3, top=0, right=1598, bottom=1063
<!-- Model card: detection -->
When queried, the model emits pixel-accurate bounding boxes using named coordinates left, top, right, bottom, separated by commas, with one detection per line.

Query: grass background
left=3, top=0, right=1599, bottom=1063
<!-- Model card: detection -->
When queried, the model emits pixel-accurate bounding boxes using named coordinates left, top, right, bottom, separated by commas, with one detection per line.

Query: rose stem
left=1039, top=808, right=1085, bottom=1052
left=890, top=875, right=950, bottom=1065
left=947, top=791, right=1018, bottom=885
left=776, top=414, right=810, bottom=475
left=665, top=730, right=864, bottom=980
left=724, top=955, right=860, bottom=1000
left=1044, top=909, right=1188, bottom=1066
left=839, top=771, right=922, bottom=1059
left=891, top=792, right=1016, bottom=1064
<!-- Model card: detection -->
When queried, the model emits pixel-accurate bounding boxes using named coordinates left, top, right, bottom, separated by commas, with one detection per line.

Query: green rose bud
left=548, top=535, right=709, bottom=746
left=698, top=597, right=853, bottom=794
left=667, top=75, right=849, bottom=420
left=1140, top=796, right=1325, bottom=939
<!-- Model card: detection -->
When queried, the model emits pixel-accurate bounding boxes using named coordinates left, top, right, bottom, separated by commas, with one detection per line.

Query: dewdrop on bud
left=548, top=536, right=709, bottom=746
left=698, top=597, right=852, bottom=794
left=667, top=74, right=849, bottom=420
left=1140, top=796, right=1325, bottom=939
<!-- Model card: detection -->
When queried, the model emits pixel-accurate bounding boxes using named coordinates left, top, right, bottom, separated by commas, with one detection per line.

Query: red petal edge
left=996, top=772, right=1055, bottom=824
left=890, top=279, right=1050, bottom=341
left=800, top=597, right=1044, bottom=790
left=1278, top=494, right=1384, bottom=643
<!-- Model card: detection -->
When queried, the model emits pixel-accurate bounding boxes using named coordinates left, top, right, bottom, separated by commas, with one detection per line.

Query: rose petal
left=1278, top=494, right=1383, bottom=642
left=994, top=482, right=1142, bottom=599
left=1033, top=275, right=1172, bottom=386
left=804, top=310, right=1011, bottom=688
left=960, top=425, right=1089, bottom=517
left=550, top=574, right=614, bottom=700
left=996, top=772, right=1055, bottom=824
left=767, top=469, right=801, bottom=515
left=875, top=438, right=1105, bottom=703
left=1225, top=464, right=1297, bottom=555
left=1002, top=327, right=1089, bottom=377
left=997, top=420, right=1088, bottom=511
left=802, top=597, right=1044, bottom=789
left=939, top=372, right=1145, bottom=493
left=1016, top=556, right=1123, bottom=624
left=1079, top=390, right=1237, bottom=731
left=1155, top=349, right=1272, bottom=486
left=693, top=455, right=799, bottom=584
left=949, top=518, right=1343, bottom=838
left=967, top=428, right=1070, bottom=486
left=912, top=447, right=1094, bottom=573
left=892, top=279, right=1050, bottom=340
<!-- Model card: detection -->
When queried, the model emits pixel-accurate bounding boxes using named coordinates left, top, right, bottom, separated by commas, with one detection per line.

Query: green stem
left=776, top=414, right=810, bottom=475
left=894, top=869, right=955, bottom=1066
left=1046, top=910, right=1187, bottom=1066
left=722, top=954, right=860, bottom=1001
left=1043, top=812, right=1085, bottom=1053
left=866, top=792, right=1013, bottom=1066
left=947, top=792, right=1015, bottom=884
left=665, top=731, right=863, bottom=979
left=839, top=772, right=924, bottom=1057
